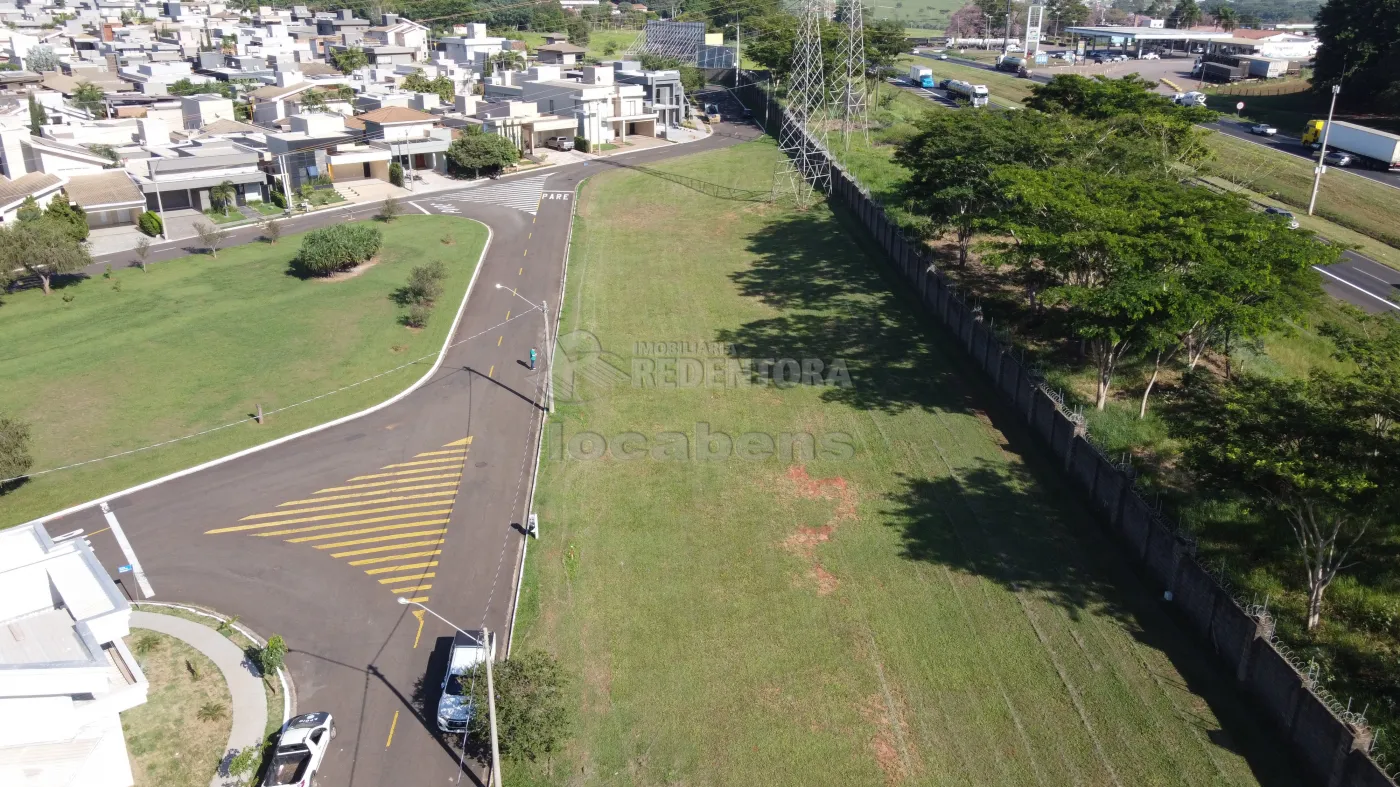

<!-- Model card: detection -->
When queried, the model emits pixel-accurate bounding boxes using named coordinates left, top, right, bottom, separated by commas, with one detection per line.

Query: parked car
left=1112, top=53, right=1129, bottom=62
left=1090, top=54, right=1107, bottom=64
left=1320, top=150, right=1355, bottom=166
left=1139, top=52, right=1160, bottom=60
left=262, top=713, right=335, bottom=787
left=1248, top=123, right=1278, bottom=136
left=1264, top=206, right=1300, bottom=229
left=545, top=136, right=574, bottom=151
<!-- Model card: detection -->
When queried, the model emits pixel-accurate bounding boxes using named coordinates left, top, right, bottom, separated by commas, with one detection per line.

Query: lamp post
left=495, top=284, right=554, bottom=413
left=397, top=598, right=502, bottom=787
left=1307, top=83, right=1340, bottom=216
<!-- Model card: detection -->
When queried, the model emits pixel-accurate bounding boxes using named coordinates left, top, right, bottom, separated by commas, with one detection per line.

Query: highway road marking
left=412, top=609, right=425, bottom=648
left=386, top=711, right=400, bottom=747
left=100, top=502, right=155, bottom=598
left=506, top=310, right=511, bottom=320
left=208, top=438, right=472, bottom=606
left=1355, top=267, right=1391, bottom=285
left=488, top=365, right=494, bottom=377
left=497, top=335, right=503, bottom=346
left=1314, top=265, right=1400, bottom=311
left=518, top=267, right=523, bottom=275
left=523, top=248, right=528, bottom=257
left=434, top=175, right=550, bottom=215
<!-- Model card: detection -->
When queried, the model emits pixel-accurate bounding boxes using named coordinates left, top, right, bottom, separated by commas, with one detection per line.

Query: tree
left=389, top=161, right=404, bottom=187
left=261, top=216, right=281, bottom=245
left=209, top=180, right=236, bottom=216
left=565, top=14, right=591, bottom=46
left=1168, top=0, right=1202, bottom=28
left=945, top=3, right=987, bottom=38
left=138, top=210, right=163, bottom=237
left=2, top=219, right=92, bottom=295
left=25, top=46, right=59, bottom=72
left=259, top=634, right=287, bottom=675
left=331, top=47, right=369, bottom=74
left=402, top=69, right=454, bottom=104
left=16, top=195, right=42, bottom=223
left=194, top=221, right=230, bottom=258
left=133, top=235, right=151, bottom=272
left=464, top=650, right=569, bottom=760
left=0, top=415, right=33, bottom=485
left=71, top=81, right=105, bottom=118
left=46, top=193, right=89, bottom=241
left=28, top=93, right=47, bottom=135
left=300, top=90, right=328, bottom=113
left=446, top=131, right=520, bottom=178
left=530, top=0, right=567, bottom=33
left=379, top=196, right=401, bottom=222
left=1176, top=373, right=1398, bottom=630
left=1210, top=3, right=1238, bottom=30
left=1320, top=311, right=1400, bottom=438
left=1314, top=0, right=1400, bottom=110
left=864, top=18, right=907, bottom=70
left=404, top=260, right=446, bottom=304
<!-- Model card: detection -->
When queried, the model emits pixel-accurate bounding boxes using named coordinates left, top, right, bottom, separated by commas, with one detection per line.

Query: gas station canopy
left=1062, top=26, right=1236, bottom=46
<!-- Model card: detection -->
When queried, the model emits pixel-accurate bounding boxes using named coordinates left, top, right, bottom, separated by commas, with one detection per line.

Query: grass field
left=513, top=28, right=640, bottom=59
left=0, top=215, right=486, bottom=527
left=874, top=0, right=960, bottom=30
left=1199, top=132, right=1400, bottom=252
left=123, top=630, right=230, bottom=787
left=512, top=139, right=1288, bottom=786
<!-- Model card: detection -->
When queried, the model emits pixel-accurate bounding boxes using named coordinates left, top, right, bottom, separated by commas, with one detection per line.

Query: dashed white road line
left=1314, top=265, right=1400, bottom=311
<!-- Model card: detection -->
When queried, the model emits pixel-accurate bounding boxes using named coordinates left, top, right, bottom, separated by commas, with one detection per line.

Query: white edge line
left=409, top=200, right=431, bottom=215
left=1207, top=126, right=1400, bottom=194
left=31, top=219, right=495, bottom=528
left=1314, top=265, right=1400, bottom=310
left=506, top=177, right=580, bottom=658
left=102, top=504, right=154, bottom=598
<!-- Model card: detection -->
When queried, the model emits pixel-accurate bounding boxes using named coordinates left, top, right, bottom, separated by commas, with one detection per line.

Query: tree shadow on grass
left=717, top=208, right=974, bottom=416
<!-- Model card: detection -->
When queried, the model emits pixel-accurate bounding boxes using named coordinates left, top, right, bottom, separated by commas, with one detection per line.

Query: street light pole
left=397, top=598, right=502, bottom=787
left=1307, top=83, right=1340, bottom=217
left=495, top=284, right=554, bottom=413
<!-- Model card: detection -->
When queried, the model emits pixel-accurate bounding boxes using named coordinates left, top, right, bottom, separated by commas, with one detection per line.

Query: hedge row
left=293, top=224, right=382, bottom=277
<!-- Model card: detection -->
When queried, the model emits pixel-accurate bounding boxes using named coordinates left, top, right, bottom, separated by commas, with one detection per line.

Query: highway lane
left=1205, top=120, right=1400, bottom=192
left=40, top=120, right=762, bottom=787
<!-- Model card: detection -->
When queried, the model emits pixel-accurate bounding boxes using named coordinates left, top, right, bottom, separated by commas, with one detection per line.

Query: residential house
left=314, top=9, right=370, bottom=40
left=612, top=60, right=686, bottom=128
left=0, top=171, right=65, bottom=222
left=516, top=65, right=657, bottom=145
left=0, top=523, right=149, bottom=787
left=535, top=41, right=585, bottom=66
left=358, top=104, right=449, bottom=174
left=437, top=22, right=505, bottom=75
left=134, top=136, right=266, bottom=213
left=476, top=99, right=576, bottom=154
left=65, top=168, right=147, bottom=227
left=363, top=13, right=428, bottom=63
left=0, top=128, right=110, bottom=179
left=265, top=111, right=351, bottom=191
left=178, top=93, right=233, bottom=129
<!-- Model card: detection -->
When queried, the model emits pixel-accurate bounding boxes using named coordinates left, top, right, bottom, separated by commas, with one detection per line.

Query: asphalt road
left=1205, top=120, right=1400, bottom=192
left=39, top=118, right=762, bottom=787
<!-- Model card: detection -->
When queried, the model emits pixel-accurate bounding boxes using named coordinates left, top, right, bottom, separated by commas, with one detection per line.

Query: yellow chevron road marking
left=277, top=516, right=452, bottom=541
left=313, top=529, right=448, bottom=550
left=349, top=549, right=442, bottom=567
left=209, top=502, right=450, bottom=533
left=392, top=584, right=433, bottom=594
left=330, top=539, right=445, bottom=559
left=347, top=466, right=464, bottom=482
left=378, top=572, right=436, bottom=585
left=379, top=457, right=466, bottom=470
left=442, top=436, right=474, bottom=447
left=315, top=473, right=461, bottom=493
left=365, top=560, right=439, bottom=575
left=243, top=491, right=455, bottom=519
left=413, top=449, right=468, bottom=458
left=281, top=482, right=460, bottom=506
left=402, top=596, right=429, bottom=603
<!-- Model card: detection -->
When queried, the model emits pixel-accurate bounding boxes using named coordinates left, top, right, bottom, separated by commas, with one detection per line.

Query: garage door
left=155, top=189, right=191, bottom=210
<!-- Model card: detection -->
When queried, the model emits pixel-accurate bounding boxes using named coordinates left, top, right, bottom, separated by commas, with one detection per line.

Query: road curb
left=30, top=218, right=495, bottom=529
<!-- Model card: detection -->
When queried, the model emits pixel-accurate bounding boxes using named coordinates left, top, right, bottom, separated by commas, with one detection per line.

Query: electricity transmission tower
left=774, top=0, right=831, bottom=207
left=835, top=0, right=869, bottom=152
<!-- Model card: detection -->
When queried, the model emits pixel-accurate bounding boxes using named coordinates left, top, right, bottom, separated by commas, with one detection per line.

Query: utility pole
left=1004, top=0, right=1013, bottom=54
left=484, top=628, right=502, bottom=787
left=1307, top=83, right=1340, bottom=216
left=151, top=157, right=168, bottom=240
left=542, top=299, right=554, bottom=413
left=732, top=21, right=740, bottom=88
left=276, top=152, right=292, bottom=215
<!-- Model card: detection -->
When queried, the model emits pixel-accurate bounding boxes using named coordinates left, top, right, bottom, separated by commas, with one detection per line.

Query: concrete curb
left=130, top=609, right=270, bottom=787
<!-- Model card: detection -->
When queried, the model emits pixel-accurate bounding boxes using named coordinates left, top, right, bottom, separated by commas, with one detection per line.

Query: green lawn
left=248, top=200, right=283, bottom=216
left=201, top=207, right=246, bottom=225
left=874, top=0, right=961, bottom=29
left=123, top=629, right=230, bottom=787
left=0, top=216, right=486, bottom=527
left=512, top=139, right=1285, bottom=787
left=513, top=28, right=640, bottom=59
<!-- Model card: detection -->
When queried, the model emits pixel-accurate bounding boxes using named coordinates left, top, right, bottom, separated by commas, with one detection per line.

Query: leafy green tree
left=25, top=46, right=59, bottom=72
left=863, top=17, right=907, bottom=70
left=564, top=15, right=591, bottom=46
left=0, top=415, right=33, bottom=485
left=16, top=195, right=42, bottom=223
left=464, top=650, right=570, bottom=760
left=45, top=193, right=89, bottom=242
left=447, top=130, right=520, bottom=178
left=72, top=81, right=106, bottom=118
left=530, top=0, right=567, bottom=32
left=389, top=161, right=405, bottom=187
left=2, top=218, right=92, bottom=295
left=300, top=90, right=328, bottom=113
left=1314, top=0, right=1400, bottom=110
left=1169, top=0, right=1202, bottom=28
left=1321, top=311, right=1400, bottom=437
left=331, top=47, right=368, bottom=74
left=28, top=93, right=47, bottom=135
left=1176, top=372, right=1399, bottom=630
left=138, top=210, right=163, bottom=237
left=1210, top=4, right=1238, bottom=30
left=259, top=635, right=287, bottom=675
left=210, top=180, right=236, bottom=216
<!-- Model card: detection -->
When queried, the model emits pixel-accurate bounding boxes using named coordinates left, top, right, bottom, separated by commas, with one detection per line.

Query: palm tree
left=210, top=180, right=236, bottom=216
left=1211, top=4, right=1239, bottom=30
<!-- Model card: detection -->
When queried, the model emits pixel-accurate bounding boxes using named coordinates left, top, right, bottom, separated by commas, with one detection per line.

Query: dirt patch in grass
left=860, top=692, right=917, bottom=785
left=123, top=630, right=231, bottom=787
left=318, top=256, right=381, bottom=282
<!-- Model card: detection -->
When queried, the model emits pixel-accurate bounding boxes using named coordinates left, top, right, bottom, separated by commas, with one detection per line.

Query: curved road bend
left=42, top=119, right=762, bottom=787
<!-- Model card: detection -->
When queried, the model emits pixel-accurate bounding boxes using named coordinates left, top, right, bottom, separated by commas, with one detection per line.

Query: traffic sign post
left=1236, top=101, right=1245, bottom=116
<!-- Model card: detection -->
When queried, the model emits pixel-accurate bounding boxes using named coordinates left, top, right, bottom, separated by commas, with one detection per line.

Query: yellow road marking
left=379, top=456, right=466, bottom=470
left=414, top=449, right=467, bottom=458
left=331, top=539, right=444, bottom=559
left=528, top=232, right=532, bottom=239
left=523, top=249, right=527, bottom=257
left=348, top=549, right=442, bottom=566
left=394, top=584, right=433, bottom=594
left=378, top=572, right=435, bottom=585
left=442, top=436, right=473, bottom=447
left=365, top=560, right=439, bottom=575
left=315, top=473, right=461, bottom=493
left=87, top=527, right=110, bottom=537
left=413, top=610, right=425, bottom=648
left=518, top=267, right=523, bottom=275
left=497, top=335, right=502, bottom=346
left=210, top=502, right=451, bottom=534
left=281, top=482, right=459, bottom=506
left=488, top=365, right=494, bottom=377
left=347, top=467, right=466, bottom=482
left=277, top=516, right=452, bottom=541
left=506, top=310, right=511, bottom=320
left=243, top=492, right=455, bottom=520
left=386, top=711, right=399, bottom=748
left=403, top=596, right=429, bottom=603
left=314, top=528, right=448, bottom=550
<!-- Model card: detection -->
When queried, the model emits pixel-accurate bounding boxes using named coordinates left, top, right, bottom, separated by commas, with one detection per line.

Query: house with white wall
left=0, top=523, right=149, bottom=787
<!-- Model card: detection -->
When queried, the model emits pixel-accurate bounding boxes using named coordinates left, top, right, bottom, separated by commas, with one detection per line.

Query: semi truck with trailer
left=908, top=65, right=934, bottom=88
left=1302, top=120, right=1400, bottom=171
left=945, top=79, right=990, bottom=107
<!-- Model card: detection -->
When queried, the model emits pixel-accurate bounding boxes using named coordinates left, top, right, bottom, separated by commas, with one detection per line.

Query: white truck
left=261, top=712, right=335, bottom=787
left=945, top=79, right=990, bottom=108
left=1306, top=121, right=1400, bottom=171
left=908, top=65, right=934, bottom=88
left=437, top=630, right=489, bottom=733
left=1171, top=91, right=1208, bottom=107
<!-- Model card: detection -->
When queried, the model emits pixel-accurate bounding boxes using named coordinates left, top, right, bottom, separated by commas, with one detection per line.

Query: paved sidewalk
left=131, top=610, right=268, bottom=787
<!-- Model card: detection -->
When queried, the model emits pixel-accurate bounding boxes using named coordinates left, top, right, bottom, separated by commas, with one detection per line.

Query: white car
left=934, top=52, right=949, bottom=60
left=1264, top=206, right=1299, bottom=229
left=1249, top=123, right=1278, bottom=136
left=262, top=712, right=336, bottom=787
left=1139, top=52, right=1160, bottom=60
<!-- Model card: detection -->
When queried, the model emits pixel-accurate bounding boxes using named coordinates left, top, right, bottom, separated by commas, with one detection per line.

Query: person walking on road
left=529, top=348, right=537, bottom=370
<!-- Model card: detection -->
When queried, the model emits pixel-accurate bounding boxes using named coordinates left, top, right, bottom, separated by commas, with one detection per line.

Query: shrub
left=389, top=161, right=404, bottom=187
left=259, top=634, right=287, bottom=676
left=293, top=224, right=382, bottom=277
left=227, top=747, right=258, bottom=777
left=197, top=702, right=226, bottom=722
left=404, top=260, right=446, bottom=305
left=465, top=650, right=570, bottom=760
left=379, top=197, right=400, bottom=222
left=270, top=184, right=287, bottom=209
left=137, top=210, right=162, bottom=237
left=404, top=303, right=431, bottom=328
left=573, top=136, right=590, bottom=153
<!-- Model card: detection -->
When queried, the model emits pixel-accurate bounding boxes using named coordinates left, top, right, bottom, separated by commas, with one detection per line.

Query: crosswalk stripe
left=244, top=491, right=455, bottom=519
left=330, top=538, right=445, bottom=559
left=313, top=528, right=449, bottom=550
left=350, top=549, right=442, bottom=567
left=390, top=584, right=432, bottom=594
left=365, top=561, right=438, bottom=575
left=378, top=572, right=436, bottom=585
left=277, top=516, right=452, bottom=541
left=315, top=473, right=461, bottom=493
left=380, top=457, right=468, bottom=470
left=433, top=175, right=550, bottom=215
left=210, top=502, right=451, bottom=533
left=348, top=467, right=465, bottom=482
left=281, top=482, right=460, bottom=506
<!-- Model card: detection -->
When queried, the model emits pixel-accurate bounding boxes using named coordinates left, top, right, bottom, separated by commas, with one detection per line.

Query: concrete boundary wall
left=737, top=87, right=1393, bottom=787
